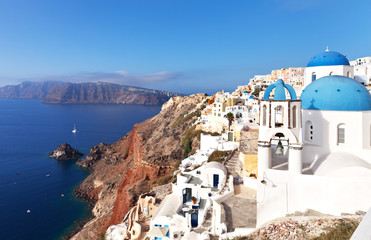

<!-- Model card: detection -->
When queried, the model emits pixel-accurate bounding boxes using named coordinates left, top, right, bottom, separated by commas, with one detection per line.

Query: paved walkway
left=221, top=185, right=256, bottom=231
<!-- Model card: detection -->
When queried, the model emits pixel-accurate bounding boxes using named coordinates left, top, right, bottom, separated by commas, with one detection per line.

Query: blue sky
left=0, top=0, right=371, bottom=94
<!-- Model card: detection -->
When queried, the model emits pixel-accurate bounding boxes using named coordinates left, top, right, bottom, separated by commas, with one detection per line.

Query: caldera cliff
left=0, top=81, right=183, bottom=105
left=71, top=94, right=208, bottom=239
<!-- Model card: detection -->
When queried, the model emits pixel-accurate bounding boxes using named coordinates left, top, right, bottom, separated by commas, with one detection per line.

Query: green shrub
left=97, top=232, right=105, bottom=240
left=208, top=150, right=232, bottom=163
left=172, top=114, right=185, bottom=127
left=151, top=172, right=175, bottom=187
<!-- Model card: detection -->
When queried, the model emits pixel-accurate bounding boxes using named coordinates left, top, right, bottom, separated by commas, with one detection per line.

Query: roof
left=263, top=79, right=297, bottom=100
left=314, top=152, right=371, bottom=177
left=152, top=194, right=181, bottom=219
left=300, top=75, right=371, bottom=111
left=203, top=162, right=227, bottom=174
left=307, top=50, right=350, bottom=67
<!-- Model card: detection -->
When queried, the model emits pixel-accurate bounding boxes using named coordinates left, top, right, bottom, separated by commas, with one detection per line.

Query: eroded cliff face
left=71, top=94, right=208, bottom=239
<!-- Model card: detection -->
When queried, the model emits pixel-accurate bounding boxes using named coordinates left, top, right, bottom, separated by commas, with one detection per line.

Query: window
left=305, top=120, right=313, bottom=142
left=347, top=71, right=350, bottom=77
left=262, top=105, right=267, bottom=126
left=274, top=105, right=284, bottom=127
left=338, top=124, right=345, bottom=144
left=292, top=106, right=297, bottom=128
left=312, top=72, right=316, bottom=82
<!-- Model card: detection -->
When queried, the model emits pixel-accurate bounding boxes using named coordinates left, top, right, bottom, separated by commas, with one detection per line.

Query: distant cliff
left=0, top=81, right=183, bottom=105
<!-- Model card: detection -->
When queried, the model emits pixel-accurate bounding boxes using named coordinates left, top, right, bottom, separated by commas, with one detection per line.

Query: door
left=183, top=188, right=192, bottom=203
left=213, top=174, right=219, bottom=188
left=228, top=132, right=234, bottom=141
left=191, top=212, right=198, bottom=228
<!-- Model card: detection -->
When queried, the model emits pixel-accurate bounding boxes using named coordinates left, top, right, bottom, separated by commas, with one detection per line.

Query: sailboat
left=72, top=124, right=77, bottom=133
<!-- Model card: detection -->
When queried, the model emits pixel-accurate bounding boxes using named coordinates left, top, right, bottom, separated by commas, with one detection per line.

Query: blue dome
left=300, top=75, right=371, bottom=111
left=263, top=79, right=297, bottom=100
left=307, top=50, right=350, bottom=67
left=243, top=91, right=248, bottom=93
left=249, top=95, right=255, bottom=99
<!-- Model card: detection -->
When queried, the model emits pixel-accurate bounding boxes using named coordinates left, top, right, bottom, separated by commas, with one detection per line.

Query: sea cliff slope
left=71, top=93, right=208, bottom=239
left=0, top=81, right=182, bottom=105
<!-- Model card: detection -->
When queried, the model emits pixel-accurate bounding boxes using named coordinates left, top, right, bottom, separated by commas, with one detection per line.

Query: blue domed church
left=256, top=50, right=371, bottom=227
left=304, top=47, right=354, bottom=87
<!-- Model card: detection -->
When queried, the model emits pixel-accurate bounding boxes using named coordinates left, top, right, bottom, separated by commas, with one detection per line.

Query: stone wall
left=239, top=130, right=259, bottom=154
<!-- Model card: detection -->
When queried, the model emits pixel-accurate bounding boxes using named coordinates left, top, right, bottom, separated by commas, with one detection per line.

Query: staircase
left=193, top=205, right=213, bottom=233
left=219, top=150, right=243, bottom=195
left=224, top=150, right=241, bottom=176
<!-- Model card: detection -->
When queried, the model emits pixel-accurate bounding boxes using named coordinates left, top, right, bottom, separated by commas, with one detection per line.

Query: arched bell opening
left=270, top=132, right=289, bottom=170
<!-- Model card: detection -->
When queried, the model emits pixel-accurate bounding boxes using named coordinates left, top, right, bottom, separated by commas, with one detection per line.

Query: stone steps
left=193, top=206, right=213, bottom=233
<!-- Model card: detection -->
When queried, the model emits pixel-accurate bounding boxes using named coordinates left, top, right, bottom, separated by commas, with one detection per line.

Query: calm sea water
left=0, top=99, right=161, bottom=240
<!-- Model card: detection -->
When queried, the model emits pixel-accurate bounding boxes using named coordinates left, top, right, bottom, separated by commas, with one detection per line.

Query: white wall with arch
left=301, top=110, right=371, bottom=165
left=304, top=65, right=354, bottom=87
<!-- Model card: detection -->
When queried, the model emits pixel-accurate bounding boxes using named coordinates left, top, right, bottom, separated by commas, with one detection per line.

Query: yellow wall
left=243, top=154, right=258, bottom=178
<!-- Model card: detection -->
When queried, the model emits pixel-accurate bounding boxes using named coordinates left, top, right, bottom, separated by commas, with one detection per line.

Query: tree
left=226, top=112, right=235, bottom=131
left=252, top=87, right=261, bottom=97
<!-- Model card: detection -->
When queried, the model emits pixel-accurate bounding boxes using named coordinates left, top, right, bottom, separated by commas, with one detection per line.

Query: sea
left=0, top=99, right=162, bottom=240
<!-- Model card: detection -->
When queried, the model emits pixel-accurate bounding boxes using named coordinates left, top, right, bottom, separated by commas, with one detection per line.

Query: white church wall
left=257, top=169, right=371, bottom=226
left=302, top=110, right=371, bottom=165
left=304, top=65, right=354, bottom=87
left=362, top=111, right=371, bottom=149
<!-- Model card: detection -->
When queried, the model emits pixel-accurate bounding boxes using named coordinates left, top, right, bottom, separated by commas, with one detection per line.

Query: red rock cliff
left=71, top=94, right=208, bottom=239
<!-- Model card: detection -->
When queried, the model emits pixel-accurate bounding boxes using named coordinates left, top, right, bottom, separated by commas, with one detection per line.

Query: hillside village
left=102, top=49, right=371, bottom=240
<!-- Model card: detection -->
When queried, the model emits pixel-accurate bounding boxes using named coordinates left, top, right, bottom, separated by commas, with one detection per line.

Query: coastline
left=67, top=94, right=208, bottom=239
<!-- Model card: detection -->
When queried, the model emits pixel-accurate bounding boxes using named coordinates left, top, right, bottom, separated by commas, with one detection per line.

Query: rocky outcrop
left=0, top=81, right=183, bottom=105
left=49, top=143, right=83, bottom=160
left=71, top=94, right=208, bottom=239
left=247, top=215, right=363, bottom=240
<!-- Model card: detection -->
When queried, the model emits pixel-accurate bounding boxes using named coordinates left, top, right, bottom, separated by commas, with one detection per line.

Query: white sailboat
left=72, top=124, right=77, bottom=133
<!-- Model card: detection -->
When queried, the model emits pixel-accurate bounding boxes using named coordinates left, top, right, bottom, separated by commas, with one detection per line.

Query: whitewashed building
left=257, top=51, right=371, bottom=226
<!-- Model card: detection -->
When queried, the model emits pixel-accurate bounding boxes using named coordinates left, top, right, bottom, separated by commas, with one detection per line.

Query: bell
left=275, top=139, right=283, bottom=155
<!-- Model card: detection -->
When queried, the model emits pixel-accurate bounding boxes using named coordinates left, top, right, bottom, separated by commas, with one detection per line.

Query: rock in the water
left=49, top=143, right=83, bottom=160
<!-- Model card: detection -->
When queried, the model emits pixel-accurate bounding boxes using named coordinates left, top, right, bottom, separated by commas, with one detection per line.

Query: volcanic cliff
left=0, top=81, right=182, bottom=105
left=71, top=94, right=208, bottom=239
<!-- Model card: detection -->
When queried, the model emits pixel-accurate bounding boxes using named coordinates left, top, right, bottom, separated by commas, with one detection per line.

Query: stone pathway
left=224, top=150, right=241, bottom=176
left=220, top=185, right=257, bottom=231
left=220, top=150, right=243, bottom=194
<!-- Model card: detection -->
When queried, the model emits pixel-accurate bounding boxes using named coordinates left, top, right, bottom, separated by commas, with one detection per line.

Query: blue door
left=182, top=188, right=192, bottom=203
left=182, top=189, right=186, bottom=203
left=213, top=174, right=219, bottom=188
left=191, top=212, right=198, bottom=228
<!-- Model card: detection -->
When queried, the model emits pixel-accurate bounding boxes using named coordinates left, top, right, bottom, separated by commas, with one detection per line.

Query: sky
left=0, top=0, right=371, bottom=94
